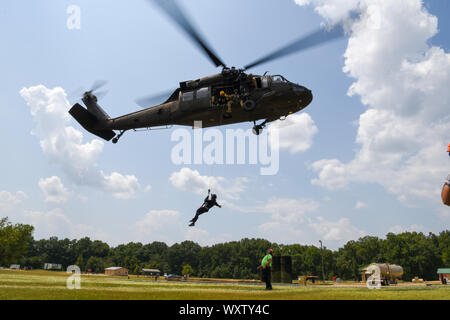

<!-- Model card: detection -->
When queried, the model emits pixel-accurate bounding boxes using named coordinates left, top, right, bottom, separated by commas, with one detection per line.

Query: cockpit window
left=271, top=75, right=288, bottom=83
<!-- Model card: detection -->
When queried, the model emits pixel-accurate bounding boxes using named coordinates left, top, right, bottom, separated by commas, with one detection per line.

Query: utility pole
left=319, top=240, right=326, bottom=281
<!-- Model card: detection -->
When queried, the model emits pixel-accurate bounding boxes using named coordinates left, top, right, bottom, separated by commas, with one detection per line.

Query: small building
left=9, top=264, right=20, bottom=270
left=44, top=263, right=62, bottom=271
left=437, top=268, right=450, bottom=284
left=105, top=266, right=128, bottom=276
left=141, top=268, right=161, bottom=276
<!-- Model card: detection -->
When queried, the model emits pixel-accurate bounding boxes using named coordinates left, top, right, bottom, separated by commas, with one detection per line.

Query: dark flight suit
left=190, top=195, right=221, bottom=225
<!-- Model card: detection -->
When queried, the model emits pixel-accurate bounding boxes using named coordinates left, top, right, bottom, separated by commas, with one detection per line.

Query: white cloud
left=354, top=201, right=367, bottom=209
left=132, top=209, right=233, bottom=246
left=22, top=208, right=111, bottom=241
left=268, top=113, right=318, bottom=153
left=133, top=210, right=183, bottom=245
left=38, top=176, right=70, bottom=203
left=388, top=224, right=428, bottom=235
left=295, top=0, right=361, bottom=24
left=185, top=228, right=232, bottom=246
left=169, top=167, right=248, bottom=200
left=296, top=1, right=450, bottom=206
left=310, top=216, right=365, bottom=242
left=0, top=190, right=27, bottom=211
left=229, top=196, right=364, bottom=248
left=100, top=171, right=140, bottom=199
left=20, top=85, right=141, bottom=199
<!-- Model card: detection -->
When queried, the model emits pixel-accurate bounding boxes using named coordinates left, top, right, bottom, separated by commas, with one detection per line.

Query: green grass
left=1, top=270, right=449, bottom=300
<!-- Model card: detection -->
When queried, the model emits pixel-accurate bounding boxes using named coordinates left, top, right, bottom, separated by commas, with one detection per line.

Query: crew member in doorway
left=229, top=89, right=242, bottom=113
left=189, top=189, right=222, bottom=226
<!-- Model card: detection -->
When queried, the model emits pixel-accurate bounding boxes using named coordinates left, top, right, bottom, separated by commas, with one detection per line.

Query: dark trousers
left=263, top=267, right=272, bottom=289
left=191, top=207, right=208, bottom=223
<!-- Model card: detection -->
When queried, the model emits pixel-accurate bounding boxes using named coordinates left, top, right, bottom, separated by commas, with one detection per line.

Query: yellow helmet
left=220, top=91, right=225, bottom=96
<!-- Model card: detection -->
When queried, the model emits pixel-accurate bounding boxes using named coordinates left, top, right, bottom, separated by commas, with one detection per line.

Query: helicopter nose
left=293, top=84, right=313, bottom=106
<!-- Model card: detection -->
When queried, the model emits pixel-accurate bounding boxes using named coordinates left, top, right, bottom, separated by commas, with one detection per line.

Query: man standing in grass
left=259, top=249, right=273, bottom=290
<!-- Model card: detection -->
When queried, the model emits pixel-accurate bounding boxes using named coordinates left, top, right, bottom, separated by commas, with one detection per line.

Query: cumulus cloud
left=132, top=209, right=232, bottom=245
left=297, top=0, right=450, bottom=205
left=100, top=171, right=140, bottom=199
left=310, top=216, right=365, bottom=242
left=0, top=190, right=27, bottom=211
left=388, top=224, right=428, bottom=235
left=295, top=0, right=361, bottom=24
left=230, top=196, right=364, bottom=248
left=268, top=113, right=318, bottom=153
left=20, top=85, right=141, bottom=199
left=169, top=167, right=248, bottom=200
left=134, top=210, right=182, bottom=244
left=354, top=201, right=367, bottom=209
left=21, top=208, right=111, bottom=241
left=38, top=176, right=71, bottom=203
left=185, top=228, right=233, bottom=246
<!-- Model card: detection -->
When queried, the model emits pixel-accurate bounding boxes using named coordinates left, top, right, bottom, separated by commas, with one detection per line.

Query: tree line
left=0, top=217, right=448, bottom=281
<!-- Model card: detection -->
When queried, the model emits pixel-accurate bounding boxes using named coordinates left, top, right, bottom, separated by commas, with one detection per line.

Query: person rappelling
left=189, top=189, right=222, bottom=226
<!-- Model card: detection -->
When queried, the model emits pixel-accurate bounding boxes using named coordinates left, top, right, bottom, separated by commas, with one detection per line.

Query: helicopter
left=69, top=0, right=345, bottom=144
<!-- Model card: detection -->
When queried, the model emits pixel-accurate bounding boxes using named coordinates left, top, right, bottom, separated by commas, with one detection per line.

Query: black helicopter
left=69, top=0, right=345, bottom=143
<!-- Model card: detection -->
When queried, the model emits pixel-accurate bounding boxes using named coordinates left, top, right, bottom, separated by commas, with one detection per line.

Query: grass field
left=1, top=269, right=449, bottom=300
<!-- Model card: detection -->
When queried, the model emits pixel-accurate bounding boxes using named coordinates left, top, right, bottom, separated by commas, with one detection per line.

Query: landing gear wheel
left=112, top=130, right=126, bottom=144
left=252, top=119, right=268, bottom=135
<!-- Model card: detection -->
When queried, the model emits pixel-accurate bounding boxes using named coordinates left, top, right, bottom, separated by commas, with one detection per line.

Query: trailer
left=361, top=263, right=403, bottom=285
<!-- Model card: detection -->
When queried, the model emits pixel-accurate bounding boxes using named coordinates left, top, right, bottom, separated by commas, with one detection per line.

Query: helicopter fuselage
left=103, top=72, right=313, bottom=132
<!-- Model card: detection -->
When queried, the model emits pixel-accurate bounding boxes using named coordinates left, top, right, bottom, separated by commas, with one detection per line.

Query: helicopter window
left=182, top=91, right=194, bottom=101
left=196, top=87, right=209, bottom=99
left=262, top=77, right=269, bottom=88
left=272, top=75, right=287, bottom=83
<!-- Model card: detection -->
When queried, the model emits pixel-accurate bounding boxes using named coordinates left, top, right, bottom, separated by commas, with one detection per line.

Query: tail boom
left=69, top=103, right=116, bottom=141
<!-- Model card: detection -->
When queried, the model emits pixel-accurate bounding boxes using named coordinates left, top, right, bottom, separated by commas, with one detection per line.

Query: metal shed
left=141, top=268, right=161, bottom=276
left=105, top=266, right=128, bottom=276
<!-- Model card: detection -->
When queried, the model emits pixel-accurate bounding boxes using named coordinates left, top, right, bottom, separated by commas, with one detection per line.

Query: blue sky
left=1, top=0, right=449, bottom=250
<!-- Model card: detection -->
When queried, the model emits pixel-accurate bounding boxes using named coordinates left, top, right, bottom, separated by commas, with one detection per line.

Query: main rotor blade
left=135, top=89, right=175, bottom=107
left=149, top=0, right=226, bottom=68
left=244, top=24, right=345, bottom=70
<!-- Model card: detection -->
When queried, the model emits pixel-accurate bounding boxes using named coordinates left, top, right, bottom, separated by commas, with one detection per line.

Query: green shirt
left=261, top=254, right=272, bottom=268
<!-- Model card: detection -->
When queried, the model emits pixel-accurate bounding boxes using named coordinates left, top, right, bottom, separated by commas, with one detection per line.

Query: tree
left=0, top=217, right=34, bottom=266
left=182, top=264, right=194, bottom=276
left=85, top=256, right=104, bottom=273
left=437, top=231, right=450, bottom=266
left=75, top=254, right=85, bottom=271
